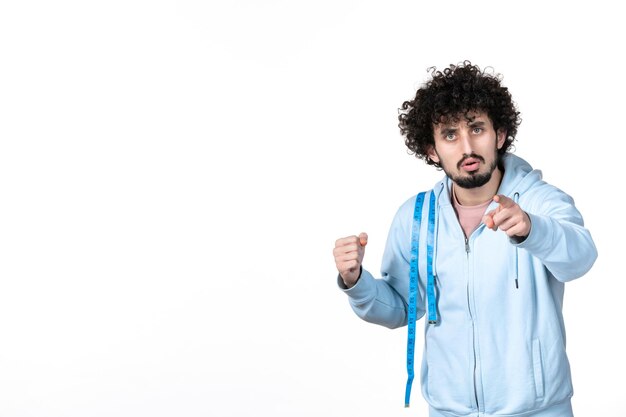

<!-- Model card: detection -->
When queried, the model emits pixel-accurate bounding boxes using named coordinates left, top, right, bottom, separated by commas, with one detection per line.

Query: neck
left=453, top=168, right=503, bottom=206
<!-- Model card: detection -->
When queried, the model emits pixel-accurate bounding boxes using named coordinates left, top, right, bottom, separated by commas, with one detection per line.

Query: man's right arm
left=333, top=198, right=422, bottom=329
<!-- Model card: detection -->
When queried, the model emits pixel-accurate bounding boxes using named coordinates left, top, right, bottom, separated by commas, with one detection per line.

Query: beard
left=453, top=166, right=495, bottom=189
left=440, top=152, right=500, bottom=189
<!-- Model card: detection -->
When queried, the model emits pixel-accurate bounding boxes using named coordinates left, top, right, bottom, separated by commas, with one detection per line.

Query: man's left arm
left=483, top=190, right=598, bottom=282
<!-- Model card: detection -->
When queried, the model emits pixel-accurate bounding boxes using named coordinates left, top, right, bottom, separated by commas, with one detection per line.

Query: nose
left=459, top=131, right=473, bottom=154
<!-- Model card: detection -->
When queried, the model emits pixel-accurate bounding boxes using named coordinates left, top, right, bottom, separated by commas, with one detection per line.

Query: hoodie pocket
left=424, top=326, right=474, bottom=412
left=532, top=338, right=545, bottom=399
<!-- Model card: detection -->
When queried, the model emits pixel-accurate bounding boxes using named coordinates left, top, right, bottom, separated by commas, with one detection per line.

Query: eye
left=472, top=127, right=483, bottom=134
left=444, top=133, right=456, bottom=141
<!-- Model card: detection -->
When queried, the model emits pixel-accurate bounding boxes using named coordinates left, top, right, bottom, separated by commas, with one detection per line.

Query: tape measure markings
left=404, top=192, right=425, bottom=407
left=405, top=190, right=437, bottom=407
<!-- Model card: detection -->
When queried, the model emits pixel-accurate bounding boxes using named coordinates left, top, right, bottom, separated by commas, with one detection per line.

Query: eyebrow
left=439, top=126, right=457, bottom=135
left=468, top=120, right=486, bottom=128
left=437, top=118, right=487, bottom=136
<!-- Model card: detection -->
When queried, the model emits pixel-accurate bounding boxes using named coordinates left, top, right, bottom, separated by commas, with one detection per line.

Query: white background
left=0, top=1, right=623, bottom=416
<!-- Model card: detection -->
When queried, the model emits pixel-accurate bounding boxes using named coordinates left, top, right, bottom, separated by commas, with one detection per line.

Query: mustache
left=457, top=153, right=485, bottom=170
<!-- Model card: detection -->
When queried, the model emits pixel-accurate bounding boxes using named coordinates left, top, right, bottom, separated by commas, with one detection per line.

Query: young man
left=333, top=62, right=597, bottom=417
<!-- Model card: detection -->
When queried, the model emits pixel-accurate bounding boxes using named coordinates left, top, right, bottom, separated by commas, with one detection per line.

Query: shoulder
left=523, top=181, right=579, bottom=219
left=503, top=154, right=576, bottom=210
left=393, top=185, right=442, bottom=225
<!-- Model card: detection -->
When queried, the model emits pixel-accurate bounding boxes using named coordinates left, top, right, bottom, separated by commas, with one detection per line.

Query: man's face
left=428, top=111, right=506, bottom=189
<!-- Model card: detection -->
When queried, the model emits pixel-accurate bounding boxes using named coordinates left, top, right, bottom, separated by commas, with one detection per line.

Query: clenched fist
left=333, top=233, right=368, bottom=288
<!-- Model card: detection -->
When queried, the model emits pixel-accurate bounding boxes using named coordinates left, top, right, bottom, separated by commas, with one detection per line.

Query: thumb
left=482, top=211, right=495, bottom=230
left=358, top=232, right=368, bottom=247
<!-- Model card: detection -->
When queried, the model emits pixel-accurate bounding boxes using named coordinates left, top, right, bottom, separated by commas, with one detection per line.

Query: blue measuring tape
left=426, top=191, right=437, bottom=324
left=405, top=190, right=437, bottom=407
left=404, top=192, right=425, bottom=407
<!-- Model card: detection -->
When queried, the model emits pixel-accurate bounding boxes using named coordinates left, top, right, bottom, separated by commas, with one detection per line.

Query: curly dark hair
left=398, top=61, right=521, bottom=167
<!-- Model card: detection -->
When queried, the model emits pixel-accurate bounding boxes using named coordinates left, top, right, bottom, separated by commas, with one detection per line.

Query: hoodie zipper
left=465, top=236, right=480, bottom=413
left=513, top=192, right=520, bottom=289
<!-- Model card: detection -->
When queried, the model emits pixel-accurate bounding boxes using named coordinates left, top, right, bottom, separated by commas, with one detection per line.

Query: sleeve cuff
left=337, top=269, right=377, bottom=304
left=509, top=211, right=532, bottom=245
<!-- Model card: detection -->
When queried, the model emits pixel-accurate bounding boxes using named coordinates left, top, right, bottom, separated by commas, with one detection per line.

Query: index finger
left=493, top=194, right=515, bottom=208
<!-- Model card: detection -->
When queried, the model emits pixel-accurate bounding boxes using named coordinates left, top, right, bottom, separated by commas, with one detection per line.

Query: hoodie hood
left=498, top=153, right=543, bottom=197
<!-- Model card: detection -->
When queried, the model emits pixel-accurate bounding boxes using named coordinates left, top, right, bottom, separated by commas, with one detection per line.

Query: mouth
left=460, top=157, right=481, bottom=172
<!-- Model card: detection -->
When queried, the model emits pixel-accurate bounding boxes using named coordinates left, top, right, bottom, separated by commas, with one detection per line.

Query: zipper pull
left=465, top=238, right=470, bottom=253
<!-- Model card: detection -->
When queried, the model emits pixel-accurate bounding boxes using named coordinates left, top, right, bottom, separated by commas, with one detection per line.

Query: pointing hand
left=482, top=195, right=531, bottom=240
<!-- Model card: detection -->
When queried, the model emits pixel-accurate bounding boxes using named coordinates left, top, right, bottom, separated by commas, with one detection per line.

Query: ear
left=496, top=129, right=507, bottom=149
left=427, top=145, right=440, bottom=164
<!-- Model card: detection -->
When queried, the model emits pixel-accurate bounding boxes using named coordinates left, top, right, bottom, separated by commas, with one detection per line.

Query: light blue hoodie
left=340, top=154, right=597, bottom=417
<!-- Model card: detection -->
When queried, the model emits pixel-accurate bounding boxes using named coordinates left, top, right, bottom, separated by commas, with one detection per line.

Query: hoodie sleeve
left=337, top=197, right=424, bottom=329
left=514, top=184, right=597, bottom=282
